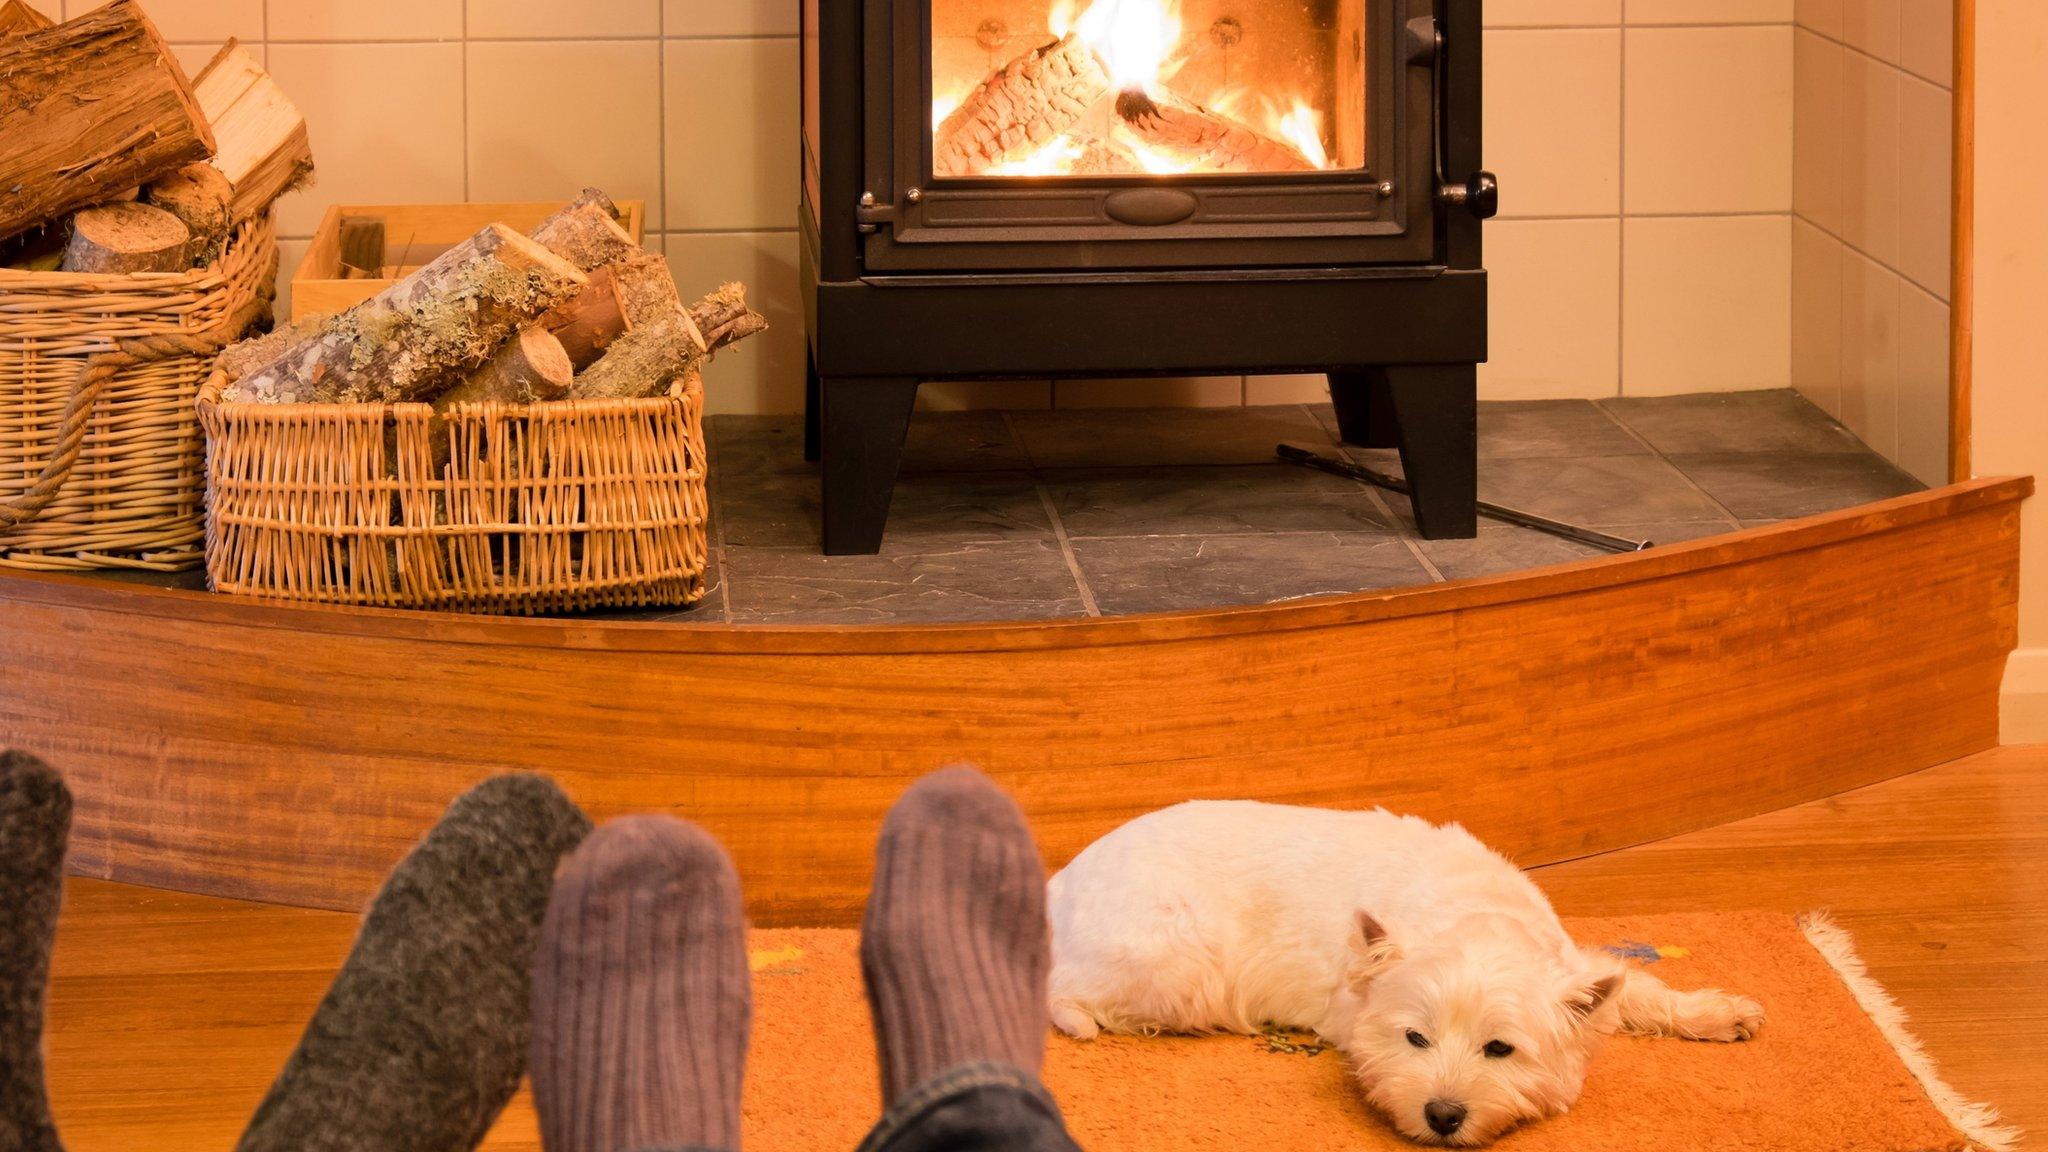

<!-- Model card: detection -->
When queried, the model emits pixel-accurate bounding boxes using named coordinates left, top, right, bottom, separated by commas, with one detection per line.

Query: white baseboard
left=2003, top=647, right=2048, bottom=744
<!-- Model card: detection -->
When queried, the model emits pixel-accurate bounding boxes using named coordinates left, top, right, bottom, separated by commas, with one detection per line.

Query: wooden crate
left=291, top=199, right=647, bottom=320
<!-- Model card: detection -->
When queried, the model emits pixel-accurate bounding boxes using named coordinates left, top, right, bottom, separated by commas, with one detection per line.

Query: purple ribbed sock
left=859, top=766, right=1050, bottom=1107
left=530, top=816, right=751, bottom=1152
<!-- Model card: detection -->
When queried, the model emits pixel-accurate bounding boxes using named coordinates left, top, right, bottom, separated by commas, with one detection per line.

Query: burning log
left=933, top=34, right=1112, bottom=178
left=1113, top=89, right=1316, bottom=173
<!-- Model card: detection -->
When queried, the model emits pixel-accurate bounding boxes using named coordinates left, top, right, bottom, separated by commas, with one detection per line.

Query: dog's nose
left=1425, top=1100, right=1467, bottom=1137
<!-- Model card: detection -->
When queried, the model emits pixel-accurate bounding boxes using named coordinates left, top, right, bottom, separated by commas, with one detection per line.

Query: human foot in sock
left=236, top=774, right=591, bottom=1152
left=0, top=751, right=71, bottom=1152
left=860, top=766, right=1051, bottom=1105
left=530, top=816, right=751, bottom=1152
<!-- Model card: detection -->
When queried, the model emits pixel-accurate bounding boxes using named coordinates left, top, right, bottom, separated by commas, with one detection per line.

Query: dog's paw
left=1051, top=1000, right=1101, bottom=1041
left=1685, top=992, right=1765, bottom=1042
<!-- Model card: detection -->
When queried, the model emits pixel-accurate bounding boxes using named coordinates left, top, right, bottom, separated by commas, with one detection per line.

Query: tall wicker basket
left=0, top=217, right=275, bottom=572
left=196, top=367, right=710, bottom=615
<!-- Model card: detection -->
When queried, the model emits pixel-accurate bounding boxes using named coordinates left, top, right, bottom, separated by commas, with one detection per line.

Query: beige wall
left=1974, top=0, right=2048, bottom=741
left=28, top=0, right=1805, bottom=415
left=1789, top=0, right=1954, bottom=485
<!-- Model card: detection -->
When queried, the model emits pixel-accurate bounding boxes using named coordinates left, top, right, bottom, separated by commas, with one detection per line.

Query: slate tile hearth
left=84, top=391, right=1928, bottom=623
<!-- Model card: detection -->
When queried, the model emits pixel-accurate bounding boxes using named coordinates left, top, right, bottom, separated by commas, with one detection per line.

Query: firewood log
left=529, top=198, right=640, bottom=272
left=193, top=40, right=314, bottom=221
left=539, top=266, right=631, bottom=370
left=0, top=0, right=54, bottom=38
left=438, top=326, right=574, bottom=409
left=570, top=283, right=766, bottom=401
left=934, top=34, right=1112, bottom=178
left=1113, top=89, right=1316, bottom=173
left=142, top=163, right=234, bottom=266
left=224, top=223, right=587, bottom=405
left=218, top=313, right=329, bottom=382
left=0, top=0, right=218, bottom=241
left=59, top=202, right=193, bottom=273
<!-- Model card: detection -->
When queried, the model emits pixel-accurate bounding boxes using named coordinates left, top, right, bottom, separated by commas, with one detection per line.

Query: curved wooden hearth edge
left=0, top=478, right=2030, bottom=923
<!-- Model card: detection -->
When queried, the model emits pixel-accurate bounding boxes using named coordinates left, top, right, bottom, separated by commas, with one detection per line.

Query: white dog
left=1047, top=802, right=1763, bottom=1146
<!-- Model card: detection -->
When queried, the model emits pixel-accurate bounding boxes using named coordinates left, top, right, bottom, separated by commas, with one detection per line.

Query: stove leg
left=820, top=375, right=919, bottom=555
left=1378, top=364, right=1478, bottom=540
left=803, top=348, right=822, bottom=463
left=1327, top=371, right=1400, bottom=449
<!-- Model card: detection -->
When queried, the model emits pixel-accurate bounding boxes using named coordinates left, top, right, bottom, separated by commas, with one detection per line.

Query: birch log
left=571, top=283, right=765, bottom=401
left=224, top=223, right=587, bottom=405
left=539, top=266, right=630, bottom=370
left=529, top=197, right=639, bottom=272
left=0, top=0, right=217, bottom=239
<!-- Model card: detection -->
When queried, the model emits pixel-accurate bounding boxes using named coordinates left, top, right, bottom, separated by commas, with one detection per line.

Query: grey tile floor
left=654, top=389, right=1925, bottom=625
left=98, top=390, right=1924, bottom=621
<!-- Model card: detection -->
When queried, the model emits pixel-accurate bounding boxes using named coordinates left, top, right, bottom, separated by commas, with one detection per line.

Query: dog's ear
left=1564, top=973, right=1624, bottom=1022
left=1346, top=909, right=1401, bottom=993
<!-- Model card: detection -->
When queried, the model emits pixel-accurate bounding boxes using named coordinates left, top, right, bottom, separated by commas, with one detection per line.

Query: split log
left=1113, top=89, right=1316, bottom=173
left=193, top=40, right=315, bottom=221
left=224, top=223, right=588, bottom=405
left=338, top=215, right=385, bottom=278
left=570, top=282, right=766, bottom=401
left=143, top=163, right=234, bottom=266
left=0, top=0, right=53, bottom=36
left=0, top=0, right=217, bottom=241
left=934, top=34, right=1112, bottom=178
left=539, top=266, right=631, bottom=370
left=59, top=202, right=193, bottom=274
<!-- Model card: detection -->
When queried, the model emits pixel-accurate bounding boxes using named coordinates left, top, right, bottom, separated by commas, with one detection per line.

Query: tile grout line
left=1001, top=411, right=1101, bottom=617
left=657, top=0, right=668, bottom=242
left=1589, top=401, right=1744, bottom=526
left=1300, top=405, right=1447, bottom=583
left=459, top=0, right=470, bottom=201
left=1616, top=1, right=1629, bottom=400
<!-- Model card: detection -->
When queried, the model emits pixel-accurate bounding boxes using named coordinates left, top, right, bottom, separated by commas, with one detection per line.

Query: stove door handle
left=1437, top=171, right=1499, bottom=220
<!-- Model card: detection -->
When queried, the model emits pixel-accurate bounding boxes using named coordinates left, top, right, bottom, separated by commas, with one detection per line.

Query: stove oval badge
left=1104, top=187, right=1200, bottom=226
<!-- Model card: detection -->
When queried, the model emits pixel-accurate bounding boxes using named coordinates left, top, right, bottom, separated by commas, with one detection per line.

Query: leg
left=236, top=776, right=591, bottom=1152
left=858, top=767, right=1084, bottom=1152
left=804, top=346, right=822, bottom=463
left=0, top=751, right=69, bottom=1152
left=821, top=376, right=920, bottom=555
left=1612, top=968, right=1765, bottom=1042
left=530, top=817, right=751, bottom=1152
left=1327, top=371, right=1399, bottom=449
left=1379, top=364, right=1478, bottom=539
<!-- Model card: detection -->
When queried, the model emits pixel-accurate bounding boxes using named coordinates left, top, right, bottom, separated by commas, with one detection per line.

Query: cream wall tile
left=267, top=43, right=467, bottom=237
left=1485, top=29, right=1620, bottom=217
left=1793, top=29, right=1844, bottom=232
left=667, top=231, right=806, bottom=415
left=665, top=38, right=801, bottom=232
left=1482, top=219, right=1621, bottom=400
left=1622, top=216, right=1792, bottom=395
left=1838, top=249, right=1900, bottom=455
left=1796, top=0, right=1844, bottom=35
left=1839, top=52, right=1902, bottom=267
left=24, top=0, right=56, bottom=18
left=1898, top=76, right=1952, bottom=300
left=1055, top=379, right=1244, bottom=408
left=672, top=0, right=800, bottom=37
left=469, top=0, right=660, bottom=39
left=1625, top=26, right=1793, bottom=214
left=467, top=41, right=664, bottom=227
left=1841, top=0, right=1902, bottom=63
left=917, top=382, right=1053, bottom=412
left=1895, top=282, right=1950, bottom=483
left=1484, top=0, right=1620, bottom=26
left=1245, top=376, right=1332, bottom=405
left=267, top=0, right=462, bottom=40
left=132, top=0, right=260, bottom=42
left=1627, top=0, right=1793, bottom=22
left=1791, top=218, right=1844, bottom=415
left=1900, top=0, right=1954, bottom=86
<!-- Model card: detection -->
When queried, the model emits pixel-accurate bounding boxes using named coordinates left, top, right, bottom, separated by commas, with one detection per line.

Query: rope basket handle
left=0, top=290, right=272, bottom=539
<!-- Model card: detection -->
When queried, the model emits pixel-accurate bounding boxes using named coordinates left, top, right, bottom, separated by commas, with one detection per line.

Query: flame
left=932, top=90, right=964, bottom=130
left=989, top=134, right=1086, bottom=176
left=1072, top=0, right=1181, bottom=93
left=1276, top=100, right=1330, bottom=169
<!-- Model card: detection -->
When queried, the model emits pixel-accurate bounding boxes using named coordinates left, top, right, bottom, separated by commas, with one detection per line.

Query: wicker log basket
left=0, top=217, right=275, bottom=571
left=195, top=364, right=710, bottom=615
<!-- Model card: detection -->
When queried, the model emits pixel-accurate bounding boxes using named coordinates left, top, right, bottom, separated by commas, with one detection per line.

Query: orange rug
left=737, top=913, right=2016, bottom=1152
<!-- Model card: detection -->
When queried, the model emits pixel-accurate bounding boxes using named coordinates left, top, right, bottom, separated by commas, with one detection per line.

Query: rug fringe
left=1798, top=911, right=2024, bottom=1152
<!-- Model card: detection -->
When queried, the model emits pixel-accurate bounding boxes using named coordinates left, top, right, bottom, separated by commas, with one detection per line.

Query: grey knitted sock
left=235, top=774, right=591, bottom=1152
left=0, top=751, right=70, bottom=1152
left=860, top=766, right=1050, bottom=1106
left=530, top=816, right=751, bottom=1152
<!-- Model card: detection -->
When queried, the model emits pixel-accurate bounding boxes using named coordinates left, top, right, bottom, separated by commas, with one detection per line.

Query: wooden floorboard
left=35, top=745, right=2048, bottom=1150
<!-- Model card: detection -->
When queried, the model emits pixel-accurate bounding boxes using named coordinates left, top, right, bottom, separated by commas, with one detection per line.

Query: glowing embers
left=931, top=0, right=1363, bottom=179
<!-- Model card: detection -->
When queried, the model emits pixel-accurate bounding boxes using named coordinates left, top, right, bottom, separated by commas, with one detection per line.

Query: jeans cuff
left=854, top=1061, right=1055, bottom=1152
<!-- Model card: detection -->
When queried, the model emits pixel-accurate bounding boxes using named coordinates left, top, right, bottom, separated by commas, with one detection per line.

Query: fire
left=1071, top=0, right=1181, bottom=93
left=988, top=134, right=1086, bottom=176
left=1276, top=100, right=1331, bottom=170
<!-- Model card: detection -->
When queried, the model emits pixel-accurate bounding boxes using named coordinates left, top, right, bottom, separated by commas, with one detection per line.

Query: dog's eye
left=1484, top=1040, right=1515, bottom=1058
left=1405, top=1030, right=1430, bottom=1049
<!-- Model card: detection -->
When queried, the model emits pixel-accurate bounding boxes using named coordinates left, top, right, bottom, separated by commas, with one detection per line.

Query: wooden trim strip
left=1952, top=0, right=1975, bottom=483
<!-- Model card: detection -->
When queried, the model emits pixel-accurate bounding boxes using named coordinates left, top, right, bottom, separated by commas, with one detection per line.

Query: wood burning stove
left=802, top=0, right=1495, bottom=554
